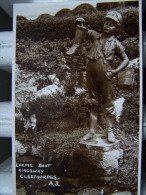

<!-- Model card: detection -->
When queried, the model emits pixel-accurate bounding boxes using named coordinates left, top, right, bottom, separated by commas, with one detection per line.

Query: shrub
left=36, top=14, right=53, bottom=21
left=119, top=7, right=139, bottom=38
left=17, top=15, right=27, bottom=21
left=55, top=8, right=73, bottom=17
left=96, top=2, right=120, bottom=11
left=122, top=37, right=139, bottom=59
left=72, top=3, right=97, bottom=16
left=96, top=1, right=139, bottom=11
left=16, top=16, right=76, bottom=41
left=124, top=1, right=139, bottom=7
left=16, top=4, right=139, bottom=41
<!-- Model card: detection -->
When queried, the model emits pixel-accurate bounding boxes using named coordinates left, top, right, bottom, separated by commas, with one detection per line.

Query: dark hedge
left=96, top=2, right=120, bottom=11
left=120, top=7, right=139, bottom=38
left=55, top=8, right=73, bottom=17
left=16, top=6, right=139, bottom=41
left=17, top=15, right=27, bottom=21
left=72, top=3, right=98, bottom=16
left=55, top=3, right=98, bottom=17
left=122, top=37, right=139, bottom=59
left=96, top=1, right=138, bottom=11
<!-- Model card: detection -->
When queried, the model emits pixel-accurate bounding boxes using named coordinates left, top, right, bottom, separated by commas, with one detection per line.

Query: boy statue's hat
left=105, top=11, right=122, bottom=25
left=76, top=17, right=85, bottom=26
left=76, top=17, right=85, bottom=23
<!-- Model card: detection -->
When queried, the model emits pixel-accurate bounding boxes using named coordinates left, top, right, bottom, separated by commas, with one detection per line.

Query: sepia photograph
left=13, top=0, right=142, bottom=194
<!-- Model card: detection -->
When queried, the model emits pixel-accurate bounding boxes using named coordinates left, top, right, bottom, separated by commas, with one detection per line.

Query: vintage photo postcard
left=12, top=0, right=142, bottom=194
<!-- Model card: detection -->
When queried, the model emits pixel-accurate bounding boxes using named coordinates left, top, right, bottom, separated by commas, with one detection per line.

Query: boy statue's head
left=105, top=11, right=122, bottom=26
left=103, top=11, right=122, bottom=35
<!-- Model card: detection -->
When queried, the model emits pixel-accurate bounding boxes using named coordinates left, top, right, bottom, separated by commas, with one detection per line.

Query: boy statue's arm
left=106, top=51, right=129, bottom=80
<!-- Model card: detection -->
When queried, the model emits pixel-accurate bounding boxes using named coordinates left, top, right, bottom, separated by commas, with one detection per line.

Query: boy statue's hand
left=105, top=70, right=114, bottom=80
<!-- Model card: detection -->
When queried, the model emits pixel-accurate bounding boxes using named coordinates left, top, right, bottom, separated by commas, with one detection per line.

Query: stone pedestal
left=73, top=134, right=123, bottom=178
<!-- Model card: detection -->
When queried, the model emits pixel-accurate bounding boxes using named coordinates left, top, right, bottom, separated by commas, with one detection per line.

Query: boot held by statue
left=66, top=17, right=87, bottom=56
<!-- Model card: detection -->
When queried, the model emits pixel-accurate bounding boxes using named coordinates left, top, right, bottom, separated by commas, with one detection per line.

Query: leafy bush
left=96, top=2, right=120, bottom=11
left=96, top=1, right=138, bottom=11
left=17, top=15, right=27, bottom=21
left=55, top=8, right=73, bottom=17
left=122, top=37, right=139, bottom=59
left=124, top=1, right=139, bottom=7
left=36, top=14, right=53, bottom=21
left=72, top=3, right=97, bottom=16
left=120, top=7, right=139, bottom=38
left=16, top=5, right=139, bottom=41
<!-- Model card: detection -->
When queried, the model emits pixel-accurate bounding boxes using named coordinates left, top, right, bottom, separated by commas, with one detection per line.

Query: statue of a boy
left=67, top=11, right=129, bottom=143
left=84, top=11, right=129, bottom=143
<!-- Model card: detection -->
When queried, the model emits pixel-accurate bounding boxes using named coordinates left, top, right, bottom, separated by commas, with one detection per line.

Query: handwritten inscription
left=19, top=174, right=57, bottom=180
left=48, top=180, right=60, bottom=187
left=38, top=163, right=51, bottom=168
left=18, top=168, right=45, bottom=174
left=16, top=163, right=33, bottom=168
left=16, top=162, right=60, bottom=187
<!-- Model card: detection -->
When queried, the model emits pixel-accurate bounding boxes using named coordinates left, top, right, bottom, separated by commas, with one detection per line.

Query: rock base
left=80, top=134, right=120, bottom=152
left=73, top=134, right=123, bottom=178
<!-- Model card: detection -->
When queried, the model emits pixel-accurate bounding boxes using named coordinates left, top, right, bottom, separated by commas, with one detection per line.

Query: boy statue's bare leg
left=82, top=107, right=97, bottom=141
left=106, top=115, right=116, bottom=143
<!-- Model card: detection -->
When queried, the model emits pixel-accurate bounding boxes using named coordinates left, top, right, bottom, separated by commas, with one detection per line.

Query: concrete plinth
left=73, top=134, right=123, bottom=177
left=80, top=134, right=120, bottom=152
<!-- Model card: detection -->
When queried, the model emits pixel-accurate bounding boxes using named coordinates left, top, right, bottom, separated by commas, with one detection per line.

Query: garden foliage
left=16, top=4, right=139, bottom=41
